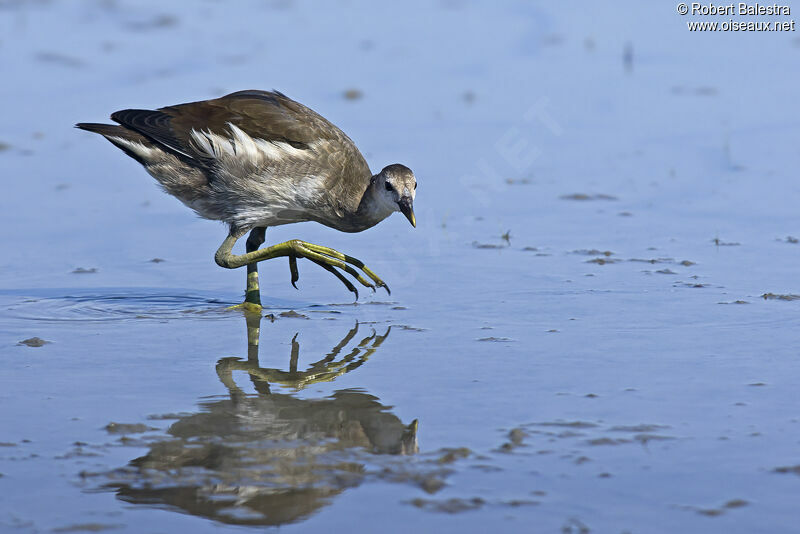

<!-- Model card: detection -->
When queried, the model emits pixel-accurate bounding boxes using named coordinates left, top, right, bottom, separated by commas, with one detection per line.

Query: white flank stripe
left=227, top=123, right=261, bottom=160
left=189, top=129, right=216, bottom=157
left=108, top=136, right=158, bottom=159
left=190, top=124, right=313, bottom=163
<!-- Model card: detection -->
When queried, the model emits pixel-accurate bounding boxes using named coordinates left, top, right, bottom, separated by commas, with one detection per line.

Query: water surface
left=2, top=1, right=800, bottom=532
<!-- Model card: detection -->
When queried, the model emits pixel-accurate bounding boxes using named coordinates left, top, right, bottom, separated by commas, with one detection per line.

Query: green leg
left=215, top=230, right=390, bottom=299
left=243, top=227, right=266, bottom=308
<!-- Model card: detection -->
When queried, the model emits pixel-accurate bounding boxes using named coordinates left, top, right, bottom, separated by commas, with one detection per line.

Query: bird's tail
left=75, top=122, right=155, bottom=165
left=75, top=122, right=125, bottom=136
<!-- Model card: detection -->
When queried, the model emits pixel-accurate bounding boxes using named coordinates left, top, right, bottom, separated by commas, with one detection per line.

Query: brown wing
left=111, top=90, right=372, bottom=213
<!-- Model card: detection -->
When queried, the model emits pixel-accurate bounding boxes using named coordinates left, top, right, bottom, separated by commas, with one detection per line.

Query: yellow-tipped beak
left=398, top=198, right=416, bottom=227
left=407, top=209, right=416, bottom=228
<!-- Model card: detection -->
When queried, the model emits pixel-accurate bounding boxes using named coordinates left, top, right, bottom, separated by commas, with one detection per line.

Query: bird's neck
left=352, top=179, right=396, bottom=230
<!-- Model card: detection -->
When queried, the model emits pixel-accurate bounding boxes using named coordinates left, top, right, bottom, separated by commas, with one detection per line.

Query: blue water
left=2, top=1, right=800, bottom=532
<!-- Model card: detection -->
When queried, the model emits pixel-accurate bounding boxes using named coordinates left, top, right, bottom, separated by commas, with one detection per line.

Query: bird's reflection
left=104, top=313, right=418, bottom=526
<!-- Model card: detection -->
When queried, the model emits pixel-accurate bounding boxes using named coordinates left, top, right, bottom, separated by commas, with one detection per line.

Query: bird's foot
left=226, top=301, right=264, bottom=314
left=226, top=271, right=263, bottom=312
left=286, top=240, right=390, bottom=299
left=214, top=233, right=390, bottom=300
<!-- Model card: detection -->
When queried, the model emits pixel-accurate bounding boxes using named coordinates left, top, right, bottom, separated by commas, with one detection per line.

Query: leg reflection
left=217, top=313, right=393, bottom=392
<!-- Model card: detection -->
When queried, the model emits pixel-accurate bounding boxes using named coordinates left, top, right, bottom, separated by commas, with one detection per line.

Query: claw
left=289, top=255, right=299, bottom=289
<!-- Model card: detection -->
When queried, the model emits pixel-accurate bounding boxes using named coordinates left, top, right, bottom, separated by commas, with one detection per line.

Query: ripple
left=0, top=288, right=238, bottom=323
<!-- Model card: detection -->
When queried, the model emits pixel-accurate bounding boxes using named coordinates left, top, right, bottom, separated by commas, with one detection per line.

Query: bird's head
left=375, top=163, right=416, bottom=227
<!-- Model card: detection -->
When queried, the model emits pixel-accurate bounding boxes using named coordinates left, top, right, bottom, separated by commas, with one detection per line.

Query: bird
left=76, top=90, right=417, bottom=309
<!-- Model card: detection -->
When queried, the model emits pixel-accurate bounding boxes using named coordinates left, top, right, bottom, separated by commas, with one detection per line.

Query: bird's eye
left=385, top=182, right=393, bottom=192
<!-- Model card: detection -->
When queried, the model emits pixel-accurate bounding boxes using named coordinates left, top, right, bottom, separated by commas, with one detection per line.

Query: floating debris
left=71, top=267, right=98, bottom=274
left=279, top=310, right=309, bottom=319
left=419, top=477, right=446, bottom=494
left=149, top=258, right=166, bottom=263
left=343, top=88, right=363, bottom=100
left=784, top=236, right=799, bottom=244
left=560, top=193, right=618, bottom=201
left=472, top=241, right=506, bottom=249
left=774, top=465, right=800, bottom=475
left=629, top=258, right=674, bottom=264
left=586, top=257, right=619, bottom=265
left=712, top=237, right=740, bottom=246
left=655, top=269, right=677, bottom=274
left=436, top=447, right=471, bottom=464
left=633, top=434, right=675, bottom=445
left=724, top=499, right=749, bottom=509
left=18, top=337, right=51, bottom=347
left=476, top=337, right=513, bottom=342
left=692, top=498, right=748, bottom=517
left=503, top=499, right=540, bottom=507
left=496, top=428, right=528, bottom=452
left=761, top=293, right=800, bottom=301
left=696, top=508, right=724, bottom=517
left=124, top=14, right=178, bottom=31
left=573, top=249, right=614, bottom=256
left=586, top=437, right=631, bottom=446
left=409, top=497, right=485, bottom=514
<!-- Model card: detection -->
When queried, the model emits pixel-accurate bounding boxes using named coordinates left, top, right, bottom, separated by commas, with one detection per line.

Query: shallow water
left=2, top=1, right=800, bottom=532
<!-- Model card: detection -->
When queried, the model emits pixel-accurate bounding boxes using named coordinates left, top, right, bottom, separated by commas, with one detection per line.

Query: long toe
left=302, top=243, right=390, bottom=295
left=294, top=243, right=376, bottom=291
left=307, top=258, right=359, bottom=300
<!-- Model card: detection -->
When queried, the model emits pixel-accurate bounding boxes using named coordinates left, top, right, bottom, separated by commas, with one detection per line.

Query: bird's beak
left=398, top=197, right=416, bottom=228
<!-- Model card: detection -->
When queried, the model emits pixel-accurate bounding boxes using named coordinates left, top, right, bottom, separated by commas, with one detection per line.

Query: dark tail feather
left=75, top=122, right=152, bottom=164
left=75, top=122, right=126, bottom=136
